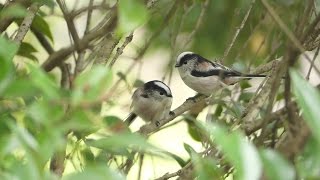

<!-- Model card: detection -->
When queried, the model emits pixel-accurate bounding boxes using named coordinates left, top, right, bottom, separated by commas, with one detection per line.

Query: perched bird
left=124, top=80, right=173, bottom=125
left=175, top=52, right=267, bottom=96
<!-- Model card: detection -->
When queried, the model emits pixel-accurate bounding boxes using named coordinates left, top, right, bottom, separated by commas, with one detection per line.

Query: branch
left=0, top=0, right=32, bottom=32
left=56, top=0, right=80, bottom=51
left=13, top=2, right=40, bottom=46
left=138, top=95, right=208, bottom=135
left=41, top=12, right=117, bottom=71
left=108, top=32, right=134, bottom=67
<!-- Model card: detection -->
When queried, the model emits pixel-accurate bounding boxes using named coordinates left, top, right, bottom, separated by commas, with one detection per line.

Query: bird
left=124, top=80, right=173, bottom=126
left=175, top=51, right=268, bottom=96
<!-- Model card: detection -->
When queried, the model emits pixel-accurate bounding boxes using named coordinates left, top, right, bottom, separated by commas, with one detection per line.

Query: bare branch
left=13, top=3, right=40, bottom=45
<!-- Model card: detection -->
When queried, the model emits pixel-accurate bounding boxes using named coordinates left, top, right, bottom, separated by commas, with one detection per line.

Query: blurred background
left=2, top=0, right=320, bottom=179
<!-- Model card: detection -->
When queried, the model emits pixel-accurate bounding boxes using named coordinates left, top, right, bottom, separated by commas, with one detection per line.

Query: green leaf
left=118, top=0, right=148, bottom=35
left=290, top=69, right=320, bottom=143
left=31, top=15, right=53, bottom=42
left=63, top=164, right=124, bottom=180
left=27, top=63, right=60, bottom=99
left=0, top=4, right=27, bottom=19
left=183, top=143, right=196, bottom=156
left=163, top=151, right=187, bottom=167
left=27, top=99, right=64, bottom=125
left=192, top=153, right=223, bottom=180
left=17, top=42, right=38, bottom=62
left=260, top=149, right=295, bottom=180
left=0, top=37, right=18, bottom=95
left=85, top=132, right=157, bottom=154
left=72, top=66, right=112, bottom=105
left=297, top=136, right=320, bottom=178
left=32, top=0, right=55, bottom=9
left=200, top=123, right=262, bottom=180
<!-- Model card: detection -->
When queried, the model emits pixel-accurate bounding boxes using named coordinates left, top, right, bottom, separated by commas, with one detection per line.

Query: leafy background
left=1, top=0, right=320, bottom=179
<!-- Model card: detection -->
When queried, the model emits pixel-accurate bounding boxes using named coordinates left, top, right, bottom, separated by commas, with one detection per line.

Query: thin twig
left=306, top=45, right=320, bottom=80
left=108, top=32, right=134, bottom=67
left=221, top=0, right=256, bottom=62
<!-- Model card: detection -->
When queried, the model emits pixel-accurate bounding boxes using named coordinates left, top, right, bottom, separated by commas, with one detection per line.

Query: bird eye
left=183, top=61, right=188, bottom=64
left=160, top=92, right=164, bottom=95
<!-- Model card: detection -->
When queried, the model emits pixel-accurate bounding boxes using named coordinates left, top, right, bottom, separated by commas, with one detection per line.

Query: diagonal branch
left=13, top=2, right=40, bottom=46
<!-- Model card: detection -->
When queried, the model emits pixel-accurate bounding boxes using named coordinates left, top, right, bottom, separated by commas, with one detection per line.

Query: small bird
left=124, top=80, right=173, bottom=126
left=175, top=52, right=267, bottom=96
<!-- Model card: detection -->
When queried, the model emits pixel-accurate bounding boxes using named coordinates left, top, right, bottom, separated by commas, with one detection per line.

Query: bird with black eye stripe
left=124, top=80, right=173, bottom=126
left=175, top=52, right=268, bottom=96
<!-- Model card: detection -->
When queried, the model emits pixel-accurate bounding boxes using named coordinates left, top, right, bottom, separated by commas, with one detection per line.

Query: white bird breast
left=178, top=68, right=223, bottom=96
left=131, top=88, right=172, bottom=122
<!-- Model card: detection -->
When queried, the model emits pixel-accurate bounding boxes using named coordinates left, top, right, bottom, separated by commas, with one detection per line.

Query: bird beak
left=175, top=64, right=180, bottom=68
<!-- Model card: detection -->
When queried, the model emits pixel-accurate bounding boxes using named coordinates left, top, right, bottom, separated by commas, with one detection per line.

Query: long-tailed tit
left=175, top=52, right=267, bottom=96
left=124, top=80, right=173, bottom=125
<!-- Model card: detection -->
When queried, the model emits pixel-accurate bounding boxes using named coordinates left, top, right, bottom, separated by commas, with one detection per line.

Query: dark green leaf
left=31, top=15, right=53, bottom=41
left=17, top=42, right=38, bottom=62
left=183, top=143, right=196, bottom=156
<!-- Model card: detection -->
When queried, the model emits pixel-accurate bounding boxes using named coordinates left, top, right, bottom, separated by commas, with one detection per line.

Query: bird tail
left=124, top=113, right=137, bottom=126
left=237, top=74, right=268, bottom=78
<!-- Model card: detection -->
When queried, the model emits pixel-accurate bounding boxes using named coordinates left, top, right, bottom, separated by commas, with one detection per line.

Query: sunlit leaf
left=118, top=0, right=148, bottom=35
left=85, top=132, right=157, bottom=154
left=0, top=37, right=18, bottom=95
left=200, top=123, right=262, bottom=180
left=72, top=66, right=112, bottom=105
left=0, top=4, right=27, bottom=19
left=192, top=153, right=223, bottom=180
left=290, top=69, right=320, bottom=143
left=63, top=164, right=124, bottom=180
left=260, top=149, right=295, bottom=180
left=27, top=63, right=60, bottom=99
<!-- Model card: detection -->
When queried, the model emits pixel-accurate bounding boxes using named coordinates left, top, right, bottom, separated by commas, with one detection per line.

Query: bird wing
left=192, top=56, right=241, bottom=78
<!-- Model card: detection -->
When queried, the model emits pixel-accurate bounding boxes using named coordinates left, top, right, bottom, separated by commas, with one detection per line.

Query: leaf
left=0, top=36, right=18, bottom=95
left=72, top=66, right=112, bottom=105
left=27, top=63, right=60, bottom=99
left=0, top=4, right=27, bottom=19
left=63, top=164, right=124, bottom=180
left=163, top=151, right=187, bottom=167
left=17, top=42, right=38, bottom=62
left=296, top=136, right=320, bottom=178
left=85, top=132, right=157, bottom=155
left=290, top=69, right=320, bottom=143
left=260, top=149, right=295, bottom=180
left=200, top=123, right=262, bottom=180
left=191, top=153, right=223, bottom=180
left=118, top=0, right=148, bottom=35
left=183, top=143, right=196, bottom=156
left=31, top=15, right=53, bottom=42
left=27, top=99, right=64, bottom=125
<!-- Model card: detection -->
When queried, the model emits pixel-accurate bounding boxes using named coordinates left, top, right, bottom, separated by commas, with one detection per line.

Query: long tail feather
left=124, top=113, right=137, bottom=126
left=237, top=74, right=268, bottom=78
